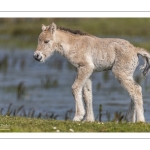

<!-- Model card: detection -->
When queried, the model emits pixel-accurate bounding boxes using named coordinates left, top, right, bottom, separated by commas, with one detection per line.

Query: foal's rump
left=109, top=39, right=150, bottom=77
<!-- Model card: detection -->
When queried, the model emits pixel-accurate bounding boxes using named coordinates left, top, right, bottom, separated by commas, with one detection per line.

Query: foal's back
left=84, top=36, right=136, bottom=72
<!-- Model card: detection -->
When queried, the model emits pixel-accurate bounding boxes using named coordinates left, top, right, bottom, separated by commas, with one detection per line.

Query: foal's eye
left=44, top=40, right=50, bottom=44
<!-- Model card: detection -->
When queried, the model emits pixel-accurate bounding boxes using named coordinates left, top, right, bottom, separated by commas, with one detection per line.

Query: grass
left=0, top=115, right=150, bottom=132
left=1, top=18, right=150, bottom=50
left=0, top=104, right=148, bottom=132
left=2, top=18, right=150, bottom=37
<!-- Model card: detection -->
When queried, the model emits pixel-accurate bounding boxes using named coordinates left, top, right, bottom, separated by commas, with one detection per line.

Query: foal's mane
left=57, top=27, right=92, bottom=36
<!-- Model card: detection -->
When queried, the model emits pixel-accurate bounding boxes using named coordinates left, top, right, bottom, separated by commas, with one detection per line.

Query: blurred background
left=0, top=18, right=150, bottom=121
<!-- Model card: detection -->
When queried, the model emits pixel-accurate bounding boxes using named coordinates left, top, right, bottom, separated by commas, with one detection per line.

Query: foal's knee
left=72, top=84, right=81, bottom=95
left=135, top=84, right=142, bottom=95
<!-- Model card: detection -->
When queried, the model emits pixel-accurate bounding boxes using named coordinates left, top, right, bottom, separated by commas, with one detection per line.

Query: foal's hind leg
left=83, top=78, right=94, bottom=122
left=125, top=99, right=136, bottom=122
left=112, top=71, right=145, bottom=122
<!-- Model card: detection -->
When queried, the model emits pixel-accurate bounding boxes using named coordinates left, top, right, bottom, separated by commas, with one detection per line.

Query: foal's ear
left=49, top=22, right=57, bottom=34
left=42, top=24, right=46, bottom=31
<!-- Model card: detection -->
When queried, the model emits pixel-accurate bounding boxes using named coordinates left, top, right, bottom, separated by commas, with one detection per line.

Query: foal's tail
left=136, top=47, right=150, bottom=76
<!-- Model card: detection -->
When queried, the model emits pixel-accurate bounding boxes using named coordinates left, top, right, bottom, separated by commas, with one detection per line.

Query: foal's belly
left=94, top=61, right=113, bottom=72
left=93, top=50, right=115, bottom=72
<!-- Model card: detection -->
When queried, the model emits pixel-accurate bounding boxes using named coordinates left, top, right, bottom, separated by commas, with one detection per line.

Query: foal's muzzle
left=33, top=52, right=42, bottom=62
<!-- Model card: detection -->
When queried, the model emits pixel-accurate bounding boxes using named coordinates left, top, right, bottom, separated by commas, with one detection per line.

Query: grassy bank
left=2, top=18, right=150, bottom=37
left=0, top=18, right=150, bottom=50
left=0, top=116, right=150, bottom=132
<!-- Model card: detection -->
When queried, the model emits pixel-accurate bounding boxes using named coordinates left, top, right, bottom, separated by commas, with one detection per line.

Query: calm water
left=0, top=49, right=150, bottom=121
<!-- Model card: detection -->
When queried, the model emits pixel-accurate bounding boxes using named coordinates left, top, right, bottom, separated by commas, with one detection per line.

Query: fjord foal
left=34, top=22, right=150, bottom=122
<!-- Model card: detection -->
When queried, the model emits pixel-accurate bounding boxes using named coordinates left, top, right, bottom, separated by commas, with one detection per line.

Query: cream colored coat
left=34, top=23, right=150, bottom=122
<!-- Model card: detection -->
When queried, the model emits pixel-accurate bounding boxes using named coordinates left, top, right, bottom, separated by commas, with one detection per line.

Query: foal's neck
left=55, top=30, right=79, bottom=56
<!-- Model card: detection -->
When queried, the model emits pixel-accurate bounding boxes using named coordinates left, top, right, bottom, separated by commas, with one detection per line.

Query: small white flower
left=78, top=124, right=80, bottom=125
left=69, top=129, right=74, bottom=132
left=56, top=130, right=60, bottom=132
left=53, top=127, right=57, bottom=130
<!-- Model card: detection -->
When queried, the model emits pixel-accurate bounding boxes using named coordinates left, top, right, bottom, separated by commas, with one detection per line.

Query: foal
left=34, top=22, right=150, bottom=122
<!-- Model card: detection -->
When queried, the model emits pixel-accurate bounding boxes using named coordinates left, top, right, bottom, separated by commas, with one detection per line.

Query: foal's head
left=34, top=22, right=57, bottom=62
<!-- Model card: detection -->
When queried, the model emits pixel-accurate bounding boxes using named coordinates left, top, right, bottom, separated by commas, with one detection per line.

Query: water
left=0, top=49, right=150, bottom=121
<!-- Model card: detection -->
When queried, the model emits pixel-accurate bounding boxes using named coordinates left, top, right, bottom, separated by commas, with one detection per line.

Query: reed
left=112, top=111, right=124, bottom=122
left=20, top=57, right=26, bottom=70
left=0, top=55, right=8, bottom=75
left=41, top=75, right=58, bottom=89
left=106, top=111, right=111, bottom=122
left=0, top=103, right=59, bottom=120
left=0, top=103, right=127, bottom=123
left=65, top=108, right=74, bottom=120
left=17, top=82, right=26, bottom=100
left=99, top=104, right=102, bottom=122
left=96, top=82, right=101, bottom=91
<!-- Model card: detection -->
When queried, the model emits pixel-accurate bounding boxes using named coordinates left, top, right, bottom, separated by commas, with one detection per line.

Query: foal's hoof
left=137, top=119, right=145, bottom=123
left=73, top=115, right=84, bottom=121
left=84, top=118, right=95, bottom=122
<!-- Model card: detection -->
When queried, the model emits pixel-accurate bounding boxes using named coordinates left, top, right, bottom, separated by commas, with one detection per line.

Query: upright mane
left=57, top=26, right=92, bottom=36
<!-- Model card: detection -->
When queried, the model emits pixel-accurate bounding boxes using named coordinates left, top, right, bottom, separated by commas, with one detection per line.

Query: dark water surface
left=0, top=49, right=150, bottom=121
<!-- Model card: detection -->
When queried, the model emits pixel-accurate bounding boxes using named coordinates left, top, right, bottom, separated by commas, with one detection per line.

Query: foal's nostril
left=36, top=54, right=39, bottom=58
left=34, top=53, right=42, bottom=61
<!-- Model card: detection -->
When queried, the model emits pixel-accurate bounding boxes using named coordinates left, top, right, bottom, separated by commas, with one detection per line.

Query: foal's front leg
left=72, top=66, right=93, bottom=121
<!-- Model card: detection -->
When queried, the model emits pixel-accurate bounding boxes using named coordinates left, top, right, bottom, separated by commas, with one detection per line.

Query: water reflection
left=0, top=49, right=150, bottom=121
